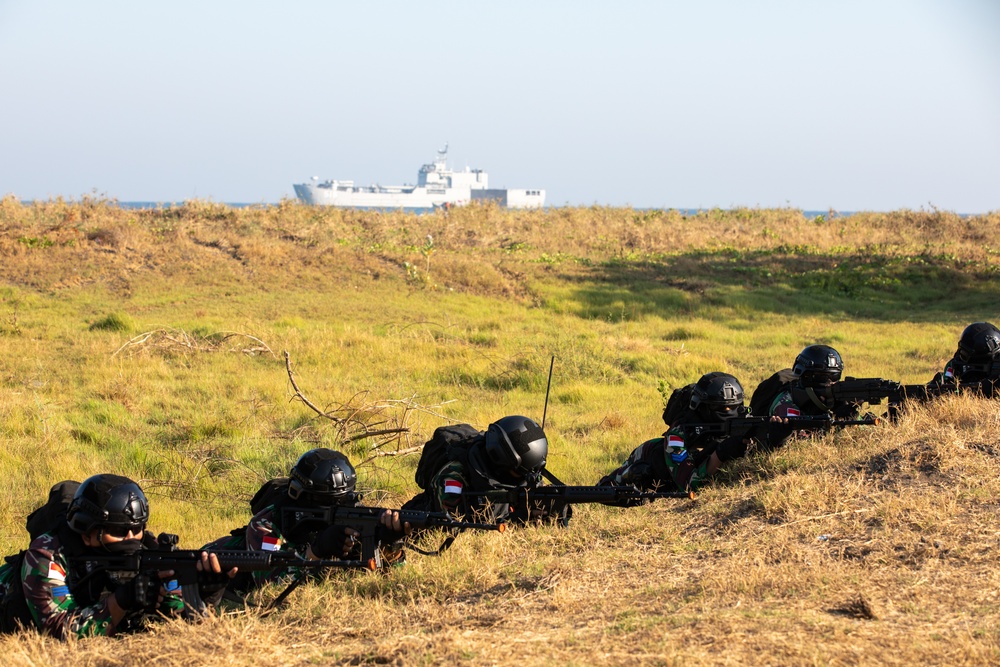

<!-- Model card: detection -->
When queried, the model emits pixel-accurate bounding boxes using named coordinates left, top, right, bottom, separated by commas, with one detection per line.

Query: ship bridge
left=417, top=144, right=488, bottom=190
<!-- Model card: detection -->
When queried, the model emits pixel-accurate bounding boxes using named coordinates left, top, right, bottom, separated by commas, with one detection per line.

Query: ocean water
left=21, top=200, right=862, bottom=218
left=109, top=202, right=848, bottom=218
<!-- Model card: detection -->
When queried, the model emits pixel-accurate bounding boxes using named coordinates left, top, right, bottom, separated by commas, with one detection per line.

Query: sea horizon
left=18, top=199, right=881, bottom=219
left=18, top=199, right=989, bottom=218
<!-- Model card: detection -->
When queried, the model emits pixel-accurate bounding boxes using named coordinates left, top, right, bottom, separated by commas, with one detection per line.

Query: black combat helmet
left=287, top=448, right=358, bottom=505
left=66, top=474, right=149, bottom=536
left=957, top=322, right=1000, bottom=364
left=689, top=372, right=745, bottom=422
left=472, top=415, right=548, bottom=481
left=792, top=345, right=844, bottom=388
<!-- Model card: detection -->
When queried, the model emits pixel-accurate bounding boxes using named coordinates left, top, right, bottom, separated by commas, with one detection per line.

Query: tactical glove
left=833, top=402, right=861, bottom=420
left=113, top=574, right=157, bottom=612
left=310, top=525, right=353, bottom=559
left=196, top=573, right=232, bottom=604
left=618, top=462, right=654, bottom=489
left=672, top=461, right=696, bottom=492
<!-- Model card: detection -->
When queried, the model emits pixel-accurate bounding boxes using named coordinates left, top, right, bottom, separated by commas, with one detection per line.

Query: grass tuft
left=89, top=312, right=135, bottom=332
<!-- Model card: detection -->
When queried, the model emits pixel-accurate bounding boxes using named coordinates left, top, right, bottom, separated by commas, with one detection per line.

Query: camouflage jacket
left=428, top=460, right=513, bottom=523
left=936, top=356, right=1000, bottom=385
left=0, top=530, right=184, bottom=639
left=767, top=387, right=859, bottom=420
left=202, top=505, right=302, bottom=593
left=599, top=423, right=717, bottom=493
left=768, top=388, right=828, bottom=418
left=203, top=501, right=405, bottom=596
left=422, top=459, right=565, bottom=525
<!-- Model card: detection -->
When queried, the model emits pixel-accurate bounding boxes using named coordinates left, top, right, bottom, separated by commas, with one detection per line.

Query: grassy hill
left=0, top=197, right=998, bottom=665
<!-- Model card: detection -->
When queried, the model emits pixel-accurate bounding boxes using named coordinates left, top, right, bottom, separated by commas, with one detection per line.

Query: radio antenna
left=542, top=355, right=555, bottom=428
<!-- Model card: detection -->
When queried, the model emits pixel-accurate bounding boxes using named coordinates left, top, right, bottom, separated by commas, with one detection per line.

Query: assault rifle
left=466, top=484, right=694, bottom=518
left=71, top=544, right=375, bottom=612
left=280, top=504, right=505, bottom=567
left=827, top=377, right=998, bottom=408
left=680, top=414, right=879, bottom=440
left=676, top=414, right=879, bottom=466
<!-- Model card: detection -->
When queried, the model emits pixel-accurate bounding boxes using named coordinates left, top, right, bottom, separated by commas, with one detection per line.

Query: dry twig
left=112, top=328, right=273, bottom=357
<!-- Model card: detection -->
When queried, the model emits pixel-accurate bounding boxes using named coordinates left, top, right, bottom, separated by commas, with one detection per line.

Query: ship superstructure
left=293, top=145, right=545, bottom=209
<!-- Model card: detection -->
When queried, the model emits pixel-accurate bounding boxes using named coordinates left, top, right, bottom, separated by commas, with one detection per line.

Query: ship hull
left=293, top=146, right=545, bottom=209
left=293, top=183, right=471, bottom=209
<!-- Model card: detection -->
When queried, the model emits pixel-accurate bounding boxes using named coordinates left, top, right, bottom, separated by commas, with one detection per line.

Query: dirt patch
left=828, top=594, right=878, bottom=620
left=855, top=440, right=949, bottom=488
left=968, top=441, right=1000, bottom=457
left=711, top=498, right=782, bottom=529
left=893, top=536, right=951, bottom=568
left=822, top=536, right=876, bottom=562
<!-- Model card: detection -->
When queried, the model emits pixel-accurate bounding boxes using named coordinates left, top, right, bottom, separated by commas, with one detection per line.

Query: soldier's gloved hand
left=373, top=511, right=412, bottom=549
left=378, top=510, right=412, bottom=537
left=555, top=503, right=573, bottom=527
left=528, top=498, right=570, bottom=525
left=619, top=463, right=654, bottom=490
left=673, top=461, right=696, bottom=491
left=527, top=498, right=552, bottom=521
left=310, top=525, right=358, bottom=559
left=113, top=574, right=157, bottom=612
left=195, top=552, right=236, bottom=598
left=833, top=402, right=861, bottom=420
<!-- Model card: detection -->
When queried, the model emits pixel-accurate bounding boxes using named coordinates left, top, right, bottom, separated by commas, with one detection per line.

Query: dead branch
left=369, top=396, right=459, bottom=422
left=284, top=350, right=345, bottom=423
left=344, top=428, right=410, bottom=443
left=283, top=350, right=473, bottom=468
left=112, top=331, right=158, bottom=356
left=356, top=444, right=424, bottom=467
left=215, top=331, right=274, bottom=356
left=113, top=328, right=274, bottom=357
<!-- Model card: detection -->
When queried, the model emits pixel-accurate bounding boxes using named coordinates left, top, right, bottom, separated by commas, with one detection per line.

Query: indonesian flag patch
left=261, top=535, right=281, bottom=552
left=46, top=561, right=66, bottom=581
left=666, top=434, right=685, bottom=450
left=443, top=479, right=464, bottom=495
left=786, top=407, right=801, bottom=417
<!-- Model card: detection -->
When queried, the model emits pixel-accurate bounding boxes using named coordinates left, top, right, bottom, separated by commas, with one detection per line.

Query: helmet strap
left=540, top=468, right=564, bottom=485
left=804, top=387, right=830, bottom=411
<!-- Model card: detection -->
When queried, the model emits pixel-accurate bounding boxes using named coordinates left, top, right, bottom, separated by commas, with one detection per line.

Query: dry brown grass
left=2, top=197, right=999, bottom=299
left=2, top=398, right=997, bottom=666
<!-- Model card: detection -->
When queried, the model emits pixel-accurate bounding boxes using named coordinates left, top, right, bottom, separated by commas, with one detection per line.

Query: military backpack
left=0, top=480, right=81, bottom=633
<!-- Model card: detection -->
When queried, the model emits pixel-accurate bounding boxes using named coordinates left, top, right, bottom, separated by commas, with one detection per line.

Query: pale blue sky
left=1, top=0, right=997, bottom=212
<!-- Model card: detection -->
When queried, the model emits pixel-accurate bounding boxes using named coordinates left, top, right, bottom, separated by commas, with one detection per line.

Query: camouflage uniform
left=939, top=358, right=959, bottom=383
left=767, top=388, right=830, bottom=419
left=598, top=422, right=727, bottom=492
left=421, top=460, right=512, bottom=524
left=935, top=357, right=998, bottom=385
left=775, top=385, right=863, bottom=419
left=203, top=501, right=404, bottom=598
left=407, top=459, right=560, bottom=526
left=755, top=386, right=860, bottom=450
left=201, top=505, right=307, bottom=595
left=0, top=530, right=184, bottom=639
